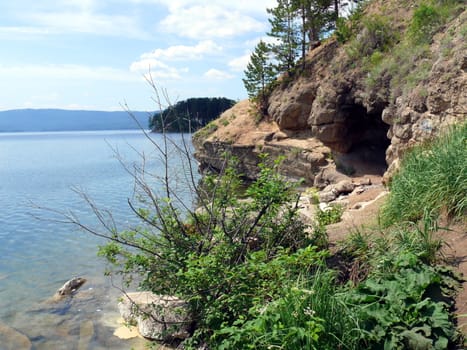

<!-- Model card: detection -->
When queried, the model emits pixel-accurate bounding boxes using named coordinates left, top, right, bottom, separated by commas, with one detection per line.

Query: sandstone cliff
left=194, top=0, right=466, bottom=187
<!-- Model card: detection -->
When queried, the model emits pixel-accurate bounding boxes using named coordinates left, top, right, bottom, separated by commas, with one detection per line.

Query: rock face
left=194, top=1, right=466, bottom=186
left=267, top=2, right=466, bottom=184
left=118, top=292, right=192, bottom=341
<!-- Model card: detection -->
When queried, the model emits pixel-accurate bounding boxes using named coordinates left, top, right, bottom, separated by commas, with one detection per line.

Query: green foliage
left=267, top=0, right=301, bottom=73
left=362, top=0, right=463, bottom=101
left=243, top=40, right=276, bottom=113
left=149, top=97, right=235, bottom=133
left=364, top=40, right=432, bottom=100
left=335, top=0, right=368, bottom=44
left=348, top=253, right=461, bottom=350
left=192, top=120, right=218, bottom=142
left=99, top=154, right=316, bottom=346
left=409, top=2, right=443, bottom=44
left=381, top=123, right=467, bottom=226
left=346, top=15, right=398, bottom=60
left=335, top=16, right=354, bottom=43
left=216, top=268, right=361, bottom=350
left=316, top=205, right=343, bottom=226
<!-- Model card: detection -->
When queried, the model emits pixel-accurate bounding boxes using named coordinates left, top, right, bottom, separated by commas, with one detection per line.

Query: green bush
left=346, top=15, right=397, bottom=60
left=334, top=1, right=368, bottom=44
left=409, top=0, right=464, bottom=44
left=335, top=17, right=353, bottom=44
left=316, top=205, right=343, bottom=226
left=98, top=155, right=315, bottom=346
left=216, top=269, right=361, bottom=350
left=381, top=122, right=467, bottom=226
left=348, top=252, right=461, bottom=350
left=409, top=3, right=442, bottom=43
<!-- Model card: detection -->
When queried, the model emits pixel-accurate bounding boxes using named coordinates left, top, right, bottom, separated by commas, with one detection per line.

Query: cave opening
left=334, top=103, right=390, bottom=177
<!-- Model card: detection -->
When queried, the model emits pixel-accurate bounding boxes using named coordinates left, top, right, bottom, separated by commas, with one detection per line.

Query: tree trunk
left=334, top=0, right=339, bottom=21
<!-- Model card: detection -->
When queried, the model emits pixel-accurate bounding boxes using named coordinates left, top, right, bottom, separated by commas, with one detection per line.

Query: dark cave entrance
left=334, top=103, right=390, bottom=176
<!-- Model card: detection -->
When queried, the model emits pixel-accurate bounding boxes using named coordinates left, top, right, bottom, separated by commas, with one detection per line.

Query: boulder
left=314, top=164, right=351, bottom=189
left=55, top=277, right=87, bottom=297
left=334, top=180, right=355, bottom=194
left=319, top=189, right=338, bottom=203
left=118, top=292, right=192, bottom=341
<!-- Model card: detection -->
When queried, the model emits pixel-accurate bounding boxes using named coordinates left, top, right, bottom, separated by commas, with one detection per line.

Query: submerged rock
left=78, top=320, right=94, bottom=350
left=0, top=322, right=32, bottom=350
left=52, top=277, right=87, bottom=301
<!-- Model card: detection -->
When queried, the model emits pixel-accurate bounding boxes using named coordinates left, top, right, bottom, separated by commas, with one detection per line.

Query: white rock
left=118, top=292, right=192, bottom=341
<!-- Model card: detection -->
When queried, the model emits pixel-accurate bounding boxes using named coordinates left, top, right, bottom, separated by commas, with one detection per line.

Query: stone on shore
left=118, top=292, right=192, bottom=341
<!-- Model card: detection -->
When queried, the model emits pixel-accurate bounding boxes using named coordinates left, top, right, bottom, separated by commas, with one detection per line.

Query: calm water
left=0, top=130, right=195, bottom=349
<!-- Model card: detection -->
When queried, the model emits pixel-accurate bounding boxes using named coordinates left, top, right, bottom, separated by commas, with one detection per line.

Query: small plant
left=290, top=147, right=302, bottom=158
left=334, top=1, right=368, bottom=44
left=381, top=122, right=467, bottom=226
left=316, top=205, right=343, bottom=226
left=193, top=121, right=218, bottom=141
left=305, top=187, right=320, bottom=205
left=335, top=17, right=353, bottom=43
left=347, top=252, right=462, bottom=349
left=409, top=2, right=442, bottom=44
left=310, top=205, right=343, bottom=249
left=346, top=15, right=397, bottom=60
left=216, top=269, right=361, bottom=350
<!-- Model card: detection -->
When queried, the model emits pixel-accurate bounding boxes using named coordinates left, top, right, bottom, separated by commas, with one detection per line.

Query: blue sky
left=0, top=0, right=276, bottom=111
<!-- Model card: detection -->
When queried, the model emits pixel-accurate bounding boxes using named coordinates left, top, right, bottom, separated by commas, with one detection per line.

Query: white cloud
left=0, top=64, right=139, bottom=82
left=140, top=40, right=222, bottom=61
left=24, top=12, right=149, bottom=39
left=0, top=26, right=53, bottom=40
left=204, top=69, right=234, bottom=80
left=160, top=4, right=267, bottom=39
left=228, top=54, right=251, bottom=72
left=130, top=59, right=189, bottom=80
left=134, top=0, right=276, bottom=14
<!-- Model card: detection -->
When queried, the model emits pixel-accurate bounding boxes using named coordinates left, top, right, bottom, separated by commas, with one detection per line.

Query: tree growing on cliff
left=243, top=40, right=276, bottom=113
left=292, top=0, right=334, bottom=67
left=267, top=0, right=301, bottom=73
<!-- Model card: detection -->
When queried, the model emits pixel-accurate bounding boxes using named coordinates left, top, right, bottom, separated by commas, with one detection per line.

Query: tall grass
left=216, top=269, right=363, bottom=350
left=381, top=122, right=467, bottom=226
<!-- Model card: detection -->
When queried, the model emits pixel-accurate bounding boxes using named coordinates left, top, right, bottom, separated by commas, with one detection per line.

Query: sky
left=0, top=0, right=276, bottom=111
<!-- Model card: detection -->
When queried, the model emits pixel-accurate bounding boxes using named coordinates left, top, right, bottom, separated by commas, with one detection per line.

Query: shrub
left=381, top=122, right=467, bottom=226
left=98, top=154, right=315, bottom=347
left=347, top=251, right=462, bottom=350
left=334, top=1, right=368, bottom=44
left=216, top=269, right=361, bottom=350
left=409, top=3, right=442, bottom=44
left=335, top=17, right=353, bottom=44
left=346, top=16, right=397, bottom=60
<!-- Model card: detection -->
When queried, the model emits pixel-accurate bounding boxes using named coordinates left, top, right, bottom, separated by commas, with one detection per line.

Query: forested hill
left=149, top=97, right=235, bottom=132
left=0, top=109, right=151, bottom=132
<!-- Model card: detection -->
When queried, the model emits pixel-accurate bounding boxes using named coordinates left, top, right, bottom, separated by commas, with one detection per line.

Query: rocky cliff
left=194, top=0, right=466, bottom=187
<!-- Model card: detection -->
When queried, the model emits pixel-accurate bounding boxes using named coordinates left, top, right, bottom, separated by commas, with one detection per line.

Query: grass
left=381, top=122, right=467, bottom=226
left=353, top=0, right=465, bottom=101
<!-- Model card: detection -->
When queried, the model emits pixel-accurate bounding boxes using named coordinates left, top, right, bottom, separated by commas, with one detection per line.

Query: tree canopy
left=149, top=97, right=235, bottom=133
left=243, top=0, right=364, bottom=105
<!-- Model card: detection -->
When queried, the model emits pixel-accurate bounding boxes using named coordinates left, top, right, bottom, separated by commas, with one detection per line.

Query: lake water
left=0, top=130, right=195, bottom=349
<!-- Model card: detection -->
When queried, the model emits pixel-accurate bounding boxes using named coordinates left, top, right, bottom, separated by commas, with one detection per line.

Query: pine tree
left=267, top=0, right=300, bottom=74
left=242, top=40, right=275, bottom=113
left=301, top=0, right=334, bottom=44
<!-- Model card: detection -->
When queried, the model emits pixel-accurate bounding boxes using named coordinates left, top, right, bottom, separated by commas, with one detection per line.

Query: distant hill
left=0, top=109, right=153, bottom=132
